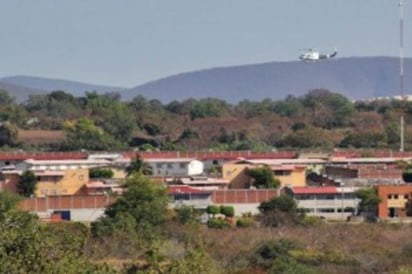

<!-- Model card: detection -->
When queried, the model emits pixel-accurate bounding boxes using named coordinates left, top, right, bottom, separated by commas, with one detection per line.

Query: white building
left=17, top=159, right=111, bottom=171
left=287, top=186, right=361, bottom=220
left=146, top=158, right=204, bottom=177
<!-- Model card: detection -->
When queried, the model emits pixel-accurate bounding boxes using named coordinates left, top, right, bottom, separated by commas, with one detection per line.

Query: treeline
left=0, top=89, right=409, bottom=151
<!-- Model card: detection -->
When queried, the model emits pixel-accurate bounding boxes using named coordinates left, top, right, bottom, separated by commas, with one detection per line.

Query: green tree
left=0, top=193, right=110, bottom=273
left=303, top=89, right=354, bottom=128
left=91, top=173, right=168, bottom=247
left=17, top=170, right=37, bottom=197
left=259, top=195, right=304, bottom=227
left=126, top=154, right=153, bottom=176
left=175, top=205, right=199, bottom=225
left=220, top=205, right=235, bottom=217
left=0, top=122, right=18, bottom=147
left=355, top=188, right=381, bottom=216
left=206, top=205, right=220, bottom=216
left=0, top=191, right=21, bottom=218
left=62, top=117, right=120, bottom=151
left=277, top=127, right=334, bottom=149
left=98, top=103, right=136, bottom=144
left=339, top=130, right=387, bottom=148
left=89, top=168, right=114, bottom=179
left=247, top=166, right=280, bottom=189
left=189, top=98, right=231, bottom=120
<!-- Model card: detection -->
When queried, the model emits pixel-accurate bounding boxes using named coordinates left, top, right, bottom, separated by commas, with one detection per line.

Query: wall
left=211, top=189, right=277, bottom=204
left=276, top=166, right=306, bottom=187
left=35, top=169, right=89, bottom=197
left=377, top=184, right=412, bottom=218
left=222, top=163, right=251, bottom=188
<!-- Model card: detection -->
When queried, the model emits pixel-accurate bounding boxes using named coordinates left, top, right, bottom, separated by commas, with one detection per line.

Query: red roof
left=125, top=151, right=297, bottom=160
left=292, top=186, right=338, bottom=195
left=0, top=152, right=88, bottom=161
left=168, top=185, right=211, bottom=195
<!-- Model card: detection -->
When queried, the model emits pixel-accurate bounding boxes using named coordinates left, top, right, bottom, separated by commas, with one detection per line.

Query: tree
left=17, top=170, right=37, bottom=197
left=220, top=205, right=235, bottom=217
left=339, top=130, right=387, bottom=148
left=0, top=192, right=110, bottom=273
left=355, top=188, right=381, bottom=217
left=89, top=168, right=114, bottom=179
left=258, top=195, right=305, bottom=227
left=126, top=154, right=153, bottom=176
left=247, top=166, right=280, bottom=189
left=61, top=118, right=120, bottom=151
left=91, top=173, right=169, bottom=247
left=206, top=205, right=220, bottom=216
left=0, top=122, right=18, bottom=147
left=0, top=191, right=21, bottom=218
left=0, top=90, right=15, bottom=105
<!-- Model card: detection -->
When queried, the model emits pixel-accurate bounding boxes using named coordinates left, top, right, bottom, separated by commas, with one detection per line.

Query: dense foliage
left=16, top=170, right=37, bottom=197
left=0, top=89, right=409, bottom=151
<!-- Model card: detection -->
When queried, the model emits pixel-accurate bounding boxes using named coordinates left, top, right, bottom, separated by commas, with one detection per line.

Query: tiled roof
left=0, top=152, right=88, bottom=161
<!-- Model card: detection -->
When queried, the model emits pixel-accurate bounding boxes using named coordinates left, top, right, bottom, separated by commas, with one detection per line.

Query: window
left=295, top=194, right=314, bottom=200
left=274, top=170, right=291, bottom=176
left=179, top=163, right=186, bottom=169
left=405, top=195, right=409, bottom=199
left=394, top=194, right=399, bottom=199
left=156, top=163, right=163, bottom=168
left=318, top=208, right=335, bottom=213
left=317, top=194, right=335, bottom=200
left=167, top=163, right=173, bottom=169
left=388, top=194, right=393, bottom=199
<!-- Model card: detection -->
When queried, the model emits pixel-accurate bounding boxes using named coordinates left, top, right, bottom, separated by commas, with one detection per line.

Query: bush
left=220, top=205, right=235, bottom=217
left=89, top=168, right=114, bottom=179
left=300, top=216, right=325, bottom=227
left=207, top=218, right=231, bottom=229
left=206, top=205, right=220, bottom=215
left=236, top=218, right=255, bottom=228
left=175, top=205, right=198, bottom=225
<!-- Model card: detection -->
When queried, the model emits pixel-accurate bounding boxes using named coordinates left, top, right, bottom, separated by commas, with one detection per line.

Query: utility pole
left=399, top=0, right=405, bottom=152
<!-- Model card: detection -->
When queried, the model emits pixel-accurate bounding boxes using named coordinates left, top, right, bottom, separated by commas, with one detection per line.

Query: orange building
left=376, top=184, right=412, bottom=218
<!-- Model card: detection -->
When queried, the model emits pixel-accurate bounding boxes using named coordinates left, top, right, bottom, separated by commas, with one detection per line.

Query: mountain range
left=1, top=56, right=410, bottom=103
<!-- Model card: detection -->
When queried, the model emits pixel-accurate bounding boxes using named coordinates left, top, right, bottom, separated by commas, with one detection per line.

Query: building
left=177, top=176, right=230, bottom=190
left=1, top=168, right=90, bottom=197
left=146, top=158, right=204, bottom=177
left=222, top=159, right=307, bottom=189
left=168, top=185, right=212, bottom=209
left=287, top=186, right=360, bottom=220
left=376, top=184, right=412, bottom=218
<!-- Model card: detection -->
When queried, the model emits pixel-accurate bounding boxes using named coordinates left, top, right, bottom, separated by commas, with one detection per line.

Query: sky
left=0, top=0, right=410, bottom=88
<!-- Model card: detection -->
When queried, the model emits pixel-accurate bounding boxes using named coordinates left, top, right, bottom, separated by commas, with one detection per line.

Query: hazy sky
left=0, top=0, right=409, bottom=87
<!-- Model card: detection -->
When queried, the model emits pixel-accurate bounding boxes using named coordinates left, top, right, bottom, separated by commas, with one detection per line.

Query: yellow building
left=222, top=161, right=306, bottom=189
left=0, top=168, right=89, bottom=197
left=34, top=168, right=89, bottom=197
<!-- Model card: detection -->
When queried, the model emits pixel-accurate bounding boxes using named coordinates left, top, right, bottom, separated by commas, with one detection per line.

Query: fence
left=19, top=189, right=279, bottom=212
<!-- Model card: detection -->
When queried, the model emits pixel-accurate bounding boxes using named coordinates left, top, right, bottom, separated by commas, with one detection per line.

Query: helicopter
left=299, top=48, right=337, bottom=62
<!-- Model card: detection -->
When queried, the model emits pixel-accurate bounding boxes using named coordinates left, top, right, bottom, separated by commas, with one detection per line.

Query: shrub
left=207, top=218, right=231, bottom=229
left=206, top=205, right=220, bottom=215
left=236, top=218, right=255, bottom=228
left=175, top=205, right=198, bottom=225
left=89, top=168, right=114, bottom=179
left=220, top=205, right=235, bottom=217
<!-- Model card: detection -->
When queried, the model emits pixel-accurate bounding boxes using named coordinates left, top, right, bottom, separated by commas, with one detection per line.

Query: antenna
left=399, top=0, right=405, bottom=152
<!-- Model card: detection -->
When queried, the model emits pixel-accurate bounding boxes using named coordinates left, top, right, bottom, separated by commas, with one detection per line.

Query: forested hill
left=124, top=57, right=411, bottom=103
